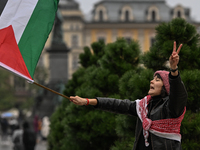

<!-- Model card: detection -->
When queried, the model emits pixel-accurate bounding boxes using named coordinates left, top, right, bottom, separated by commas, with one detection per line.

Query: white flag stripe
left=0, top=0, right=38, bottom=43
left=0, top=62, right=34, bottom=83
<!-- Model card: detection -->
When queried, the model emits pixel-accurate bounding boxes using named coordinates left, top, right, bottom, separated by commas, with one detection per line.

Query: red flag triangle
left=0, top=25, right=33, bottom=81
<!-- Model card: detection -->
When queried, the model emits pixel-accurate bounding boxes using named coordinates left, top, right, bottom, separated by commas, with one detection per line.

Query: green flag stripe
left=18, top=0, right=59, bottom=78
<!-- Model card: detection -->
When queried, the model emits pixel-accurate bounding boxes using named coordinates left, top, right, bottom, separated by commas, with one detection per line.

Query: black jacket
left=95, top=73, right=188, bottom=150
left=23, top=128, right=36, bottom=150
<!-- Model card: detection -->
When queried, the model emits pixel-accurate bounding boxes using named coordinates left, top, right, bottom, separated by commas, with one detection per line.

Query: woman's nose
left=150, top=79, right=154, bottom=84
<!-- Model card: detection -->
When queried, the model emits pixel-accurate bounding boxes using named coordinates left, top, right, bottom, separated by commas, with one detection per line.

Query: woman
left=22, top=121, right=36, bottom=150
left=41, top=116, right=50, bottom=140
left=12, top=125, right=24, bottom=150
left=70, top=41, right=188, bottom=150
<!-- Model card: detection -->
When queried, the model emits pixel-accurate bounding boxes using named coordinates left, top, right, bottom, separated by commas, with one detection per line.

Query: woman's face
left=148, top=75, right=163, bottom=97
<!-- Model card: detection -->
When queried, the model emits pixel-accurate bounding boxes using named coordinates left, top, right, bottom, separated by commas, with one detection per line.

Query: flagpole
left=33, top=82, right=70, bottom=100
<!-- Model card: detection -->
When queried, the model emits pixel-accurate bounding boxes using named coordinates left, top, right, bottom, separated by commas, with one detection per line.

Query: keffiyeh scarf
left=136, top=95, right=186, bottom=147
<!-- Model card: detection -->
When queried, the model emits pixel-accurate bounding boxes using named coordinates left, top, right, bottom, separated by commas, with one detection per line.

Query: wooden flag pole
left=33, top=82, right=70, bottom=100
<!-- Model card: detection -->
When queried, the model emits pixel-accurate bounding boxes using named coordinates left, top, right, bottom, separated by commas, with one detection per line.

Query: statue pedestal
left=46, top=43, right=70, bottom=85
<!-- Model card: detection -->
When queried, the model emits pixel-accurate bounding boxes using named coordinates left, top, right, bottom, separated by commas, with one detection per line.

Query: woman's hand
left=70, top=96, right=87, bottom=106
left=70, top=96, right=98, bottom=106
left=169, top=41, right=182, bottom=69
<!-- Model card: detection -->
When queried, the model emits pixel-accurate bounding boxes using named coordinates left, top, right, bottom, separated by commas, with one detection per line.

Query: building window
left=152, top=11, right=156, bottom=21
left=120, top=6, right=134, bottom=22
left=70, top=24, right=80, bottom=31
left=150, top=37, right=156, bottom=46
left=72, top=55, right=79, bottom=70
left=177, top=11, right=181, bottom=18
left=147, top=6, right=160, bottom=21
left=75, top=24, right=79, bottom=30
left=71, top=35, right=78, bottom=47
left=124, top=37, right=132, bottom=44
left=172, top=6, right=186, bottom=19
left=98, top=37, right=106, bottom=43
left=99, top=10, right=103, bottom=21
left=125, top=10, right=129, bottom=22
left=94, top=5, right=108, bottom=22
left=70, top=24, right=74, bottom=30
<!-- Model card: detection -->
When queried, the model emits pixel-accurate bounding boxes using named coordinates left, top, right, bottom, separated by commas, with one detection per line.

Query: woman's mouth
left=150, top=85, right=154, bottom=89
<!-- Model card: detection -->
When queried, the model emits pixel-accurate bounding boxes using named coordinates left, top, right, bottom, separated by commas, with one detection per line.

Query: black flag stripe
left=0, top=0, right=8, bottom=16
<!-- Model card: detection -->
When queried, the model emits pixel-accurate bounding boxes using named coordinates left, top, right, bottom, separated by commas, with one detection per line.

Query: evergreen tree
left=48, top=39, right=141, bottom=150
left=142, top=18, right=200, bottom=71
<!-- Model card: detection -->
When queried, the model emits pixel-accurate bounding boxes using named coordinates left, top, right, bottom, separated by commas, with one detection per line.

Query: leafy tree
left=0, top=68, right=16, bottom=110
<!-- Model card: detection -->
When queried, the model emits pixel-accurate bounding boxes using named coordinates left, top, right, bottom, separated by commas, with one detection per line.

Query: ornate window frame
left=172, top=5, right=186, bottom=19
left=120, top=5, right=134, bottom=22
left=94, top=5, right=108, bottom=22
left=147, top=6, right=160, bottom=21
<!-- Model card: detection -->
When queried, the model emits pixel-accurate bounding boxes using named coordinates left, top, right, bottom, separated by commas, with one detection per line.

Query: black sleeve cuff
left=169, top=71, right=179, bottom=79
left=93, top=98, right=99, bottom=108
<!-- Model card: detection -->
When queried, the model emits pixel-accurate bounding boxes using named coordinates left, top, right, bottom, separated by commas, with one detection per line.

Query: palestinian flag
left=0, top=0, right=59, bottom=82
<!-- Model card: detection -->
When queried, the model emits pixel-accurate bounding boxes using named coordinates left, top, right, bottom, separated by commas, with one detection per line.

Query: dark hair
left=15, top=125, right=20, bottom=130
left=155, top=74, right=168, bottom=98
left=23, top=121, right=30, bottom=129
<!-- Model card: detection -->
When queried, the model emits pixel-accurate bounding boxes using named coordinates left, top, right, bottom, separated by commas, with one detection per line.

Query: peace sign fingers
left=169, top=41, right=183, bottom=70
left=176, top=42, right=182, bottom=55
left=173, top=41, right=182, bottom=55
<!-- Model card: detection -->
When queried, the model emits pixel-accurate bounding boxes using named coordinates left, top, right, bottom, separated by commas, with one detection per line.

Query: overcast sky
left=75, top=0, right=200, bottom=22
